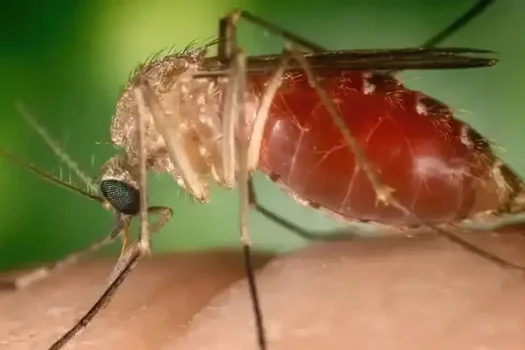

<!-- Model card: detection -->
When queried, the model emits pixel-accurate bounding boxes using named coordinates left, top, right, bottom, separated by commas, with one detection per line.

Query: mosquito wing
left=200, top=47, right=496, bottom=75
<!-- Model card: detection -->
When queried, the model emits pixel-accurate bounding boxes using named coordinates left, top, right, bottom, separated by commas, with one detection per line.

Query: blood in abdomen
left=252, top=70, right=480, bottom=225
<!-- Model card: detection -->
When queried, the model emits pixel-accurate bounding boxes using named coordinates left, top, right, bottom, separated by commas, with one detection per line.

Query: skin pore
left=1, top=230, right=525, bottom=350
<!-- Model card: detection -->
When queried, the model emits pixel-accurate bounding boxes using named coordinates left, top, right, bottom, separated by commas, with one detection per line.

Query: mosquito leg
left=48, top=244, right=141, bottom=350
left=220, top=10, right=326, bottom=54
left=385, top=0, right=495, bottom=75
left=247, top=53, right=289, bottom=173
left=108, top=84, right=178, bottom=285
left=247, top=179, right=368, bottom=242
left=0, top=219, right=128, bottom=290
left=219, top=11, right=267, bottom=350
left=236, top=47, right=269, bottom=350
left=226, top=8, right=496, bottom=63
left=420, top=0, right=495, bottom=49
left=287, top=45, right=403, bottom=210
left=106, top=74, right=173, bottom=286
left=113, top=205, right=173, bottom=263
left=219, top=23, right=252, bottom=245
left=132, top=76, right=209, bottom=202
left=119, top=224, right=130, bottom=257
left=218, top=13, right=239, bottom=187
left=430, top=225, right=525, bottom=271
left=133, top=81, right=153, bottom=256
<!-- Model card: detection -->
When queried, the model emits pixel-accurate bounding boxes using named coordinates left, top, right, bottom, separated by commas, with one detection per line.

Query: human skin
left=1, top=231, right=525, bottom=350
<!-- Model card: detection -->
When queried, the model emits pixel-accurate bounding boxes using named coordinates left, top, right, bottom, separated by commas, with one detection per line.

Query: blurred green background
left=0, top=0, right=523, bottom=271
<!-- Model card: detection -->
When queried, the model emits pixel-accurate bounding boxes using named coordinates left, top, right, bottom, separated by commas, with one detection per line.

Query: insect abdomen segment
left=254, top=70, right=521, bottom=225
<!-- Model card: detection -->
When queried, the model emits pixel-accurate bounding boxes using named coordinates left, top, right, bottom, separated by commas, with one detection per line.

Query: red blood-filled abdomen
left=251, top=71, right=510, bottom=225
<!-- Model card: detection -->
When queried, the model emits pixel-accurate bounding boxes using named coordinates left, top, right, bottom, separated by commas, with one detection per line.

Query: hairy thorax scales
left=108, top=46, right=258, bottom=202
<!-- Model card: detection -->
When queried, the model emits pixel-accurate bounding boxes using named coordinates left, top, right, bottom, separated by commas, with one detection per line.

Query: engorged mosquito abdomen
left=252, top=71, right=518, bottom=225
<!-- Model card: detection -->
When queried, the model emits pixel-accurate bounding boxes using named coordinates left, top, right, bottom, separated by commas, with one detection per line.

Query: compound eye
left=100, top=179, right=140, bottom=215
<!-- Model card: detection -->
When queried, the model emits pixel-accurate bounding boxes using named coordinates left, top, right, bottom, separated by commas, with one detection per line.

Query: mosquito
left=2, top=0, right=524, bottom=349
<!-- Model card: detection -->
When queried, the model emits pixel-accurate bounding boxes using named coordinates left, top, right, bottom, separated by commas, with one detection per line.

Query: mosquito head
left=100, top=154, right=141, bottom=216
